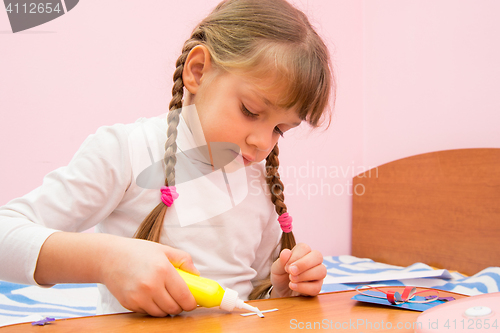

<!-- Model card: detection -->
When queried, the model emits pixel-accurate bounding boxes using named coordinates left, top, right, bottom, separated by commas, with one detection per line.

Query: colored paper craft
left=352, top=286, right=450, bottom=312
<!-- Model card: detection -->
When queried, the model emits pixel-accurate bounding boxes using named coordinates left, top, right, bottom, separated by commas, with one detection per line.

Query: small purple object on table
left=32, top=317, right=55, bottom=326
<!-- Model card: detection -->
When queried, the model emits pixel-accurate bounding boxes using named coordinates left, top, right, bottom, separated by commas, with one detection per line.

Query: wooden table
left=3, top=288, right=465, bottom=332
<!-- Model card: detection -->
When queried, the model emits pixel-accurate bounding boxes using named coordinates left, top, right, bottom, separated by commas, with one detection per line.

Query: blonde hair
left=134, top=0, right=334, bottom=299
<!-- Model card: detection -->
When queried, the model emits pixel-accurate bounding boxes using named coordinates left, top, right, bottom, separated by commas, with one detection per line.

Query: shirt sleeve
left=0, top=123, right=133, bottom=285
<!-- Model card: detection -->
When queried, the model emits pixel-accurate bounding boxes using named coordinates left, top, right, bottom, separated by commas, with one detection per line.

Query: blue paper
left=352, top=291, right=447, bottom=312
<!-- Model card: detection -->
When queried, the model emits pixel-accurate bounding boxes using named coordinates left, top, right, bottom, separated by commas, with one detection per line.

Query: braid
left=134, top=30, right=204, bottom=242
left=266, top=143, right=296, bottom=251
left=249, top=143, right=296, bottom=299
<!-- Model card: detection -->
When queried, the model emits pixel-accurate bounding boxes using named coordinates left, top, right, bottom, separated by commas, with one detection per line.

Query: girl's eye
left=241, top=104, right=284, bottom=138
left=241, top=104, right=258, bottom=118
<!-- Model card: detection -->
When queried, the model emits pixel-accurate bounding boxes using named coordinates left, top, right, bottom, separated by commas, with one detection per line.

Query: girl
left=0, top=0, right=332, bottom=317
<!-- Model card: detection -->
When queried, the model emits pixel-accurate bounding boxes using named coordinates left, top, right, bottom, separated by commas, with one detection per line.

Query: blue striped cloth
left=1, top=255, right=499, bottom=327
left=322, top=255, right=500, bottom=296
left=0, top=282, right=97, bottom=327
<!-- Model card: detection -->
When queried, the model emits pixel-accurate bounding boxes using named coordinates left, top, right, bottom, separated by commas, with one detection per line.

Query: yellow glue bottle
left=175, top=268, right=264, bottom=317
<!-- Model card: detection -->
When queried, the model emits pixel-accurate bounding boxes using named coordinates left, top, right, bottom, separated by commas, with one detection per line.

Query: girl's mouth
left=241, top=152, right=255, bottom=166
left=242, top=156, right=251, bottom=166
left=230, top=150, right=254, bottom=166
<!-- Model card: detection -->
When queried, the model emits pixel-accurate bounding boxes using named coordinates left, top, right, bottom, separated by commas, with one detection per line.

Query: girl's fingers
left=280, top=248, right=292, bottom=267
left=289, top=279, right=323, bottom=296
left=286, top=248, right=324, bottom=276
left=124, top=286, right=189, bottom=317
left=271, top=248, right=292, bottom=276
left=284, top=243, right=311, bottom=273
left=125, top=295, right=168, bottom=318
left=165, top=269, right=198, bottom=312
left=140, top=301, right=169, bottom=318
left=270, top=244, right=325, bottom=298
left=163, top=246, right=200, bottom=276
left=289, top=263, right=327, bottom=283
left=153, top=287, right=183, bottom=316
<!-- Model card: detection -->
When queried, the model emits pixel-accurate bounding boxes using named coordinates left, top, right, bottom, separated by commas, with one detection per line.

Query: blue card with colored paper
left=352, top=291, right=447, bottom=312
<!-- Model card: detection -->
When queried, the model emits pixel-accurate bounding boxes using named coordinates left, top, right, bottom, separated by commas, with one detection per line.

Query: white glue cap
left=220, top=288, right=264, bottom=317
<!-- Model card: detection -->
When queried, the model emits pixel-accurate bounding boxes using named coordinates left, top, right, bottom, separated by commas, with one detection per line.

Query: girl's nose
left=245, top=127, right=274, bottom=152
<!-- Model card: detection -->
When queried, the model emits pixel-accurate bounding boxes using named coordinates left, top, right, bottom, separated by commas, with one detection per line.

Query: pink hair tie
left=278, top=212, right=293, bottom=233
left=160, top=186, right=179, bottom=207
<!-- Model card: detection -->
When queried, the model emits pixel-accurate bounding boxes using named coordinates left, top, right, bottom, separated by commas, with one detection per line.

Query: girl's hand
left=270, top=243, right=326, bottom=298
left=100, top=237, right=199, bottom=317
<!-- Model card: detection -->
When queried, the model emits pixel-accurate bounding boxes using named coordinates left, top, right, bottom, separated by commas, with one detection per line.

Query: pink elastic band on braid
left=278, top=212, right=293, bottom=233
left=160, top=186, right=179, bottom=207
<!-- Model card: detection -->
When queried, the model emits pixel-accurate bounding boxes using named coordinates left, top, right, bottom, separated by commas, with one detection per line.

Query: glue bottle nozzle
left=240, top=302, right=264, bottom=318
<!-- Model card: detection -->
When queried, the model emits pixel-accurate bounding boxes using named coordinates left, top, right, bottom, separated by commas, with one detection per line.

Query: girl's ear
left=182, top=45, right=213, bottom=96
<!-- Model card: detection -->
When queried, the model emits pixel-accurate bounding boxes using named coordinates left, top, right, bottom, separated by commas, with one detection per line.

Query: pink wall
left=363, top=0, right=500, bottom=168
left=2, top=1, right=498, bottom=257
left=282, top=0, right=364, bottom=256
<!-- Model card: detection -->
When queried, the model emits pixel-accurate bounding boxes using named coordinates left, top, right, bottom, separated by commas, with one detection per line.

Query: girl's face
left=191, top=70, right=302, bottom=167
